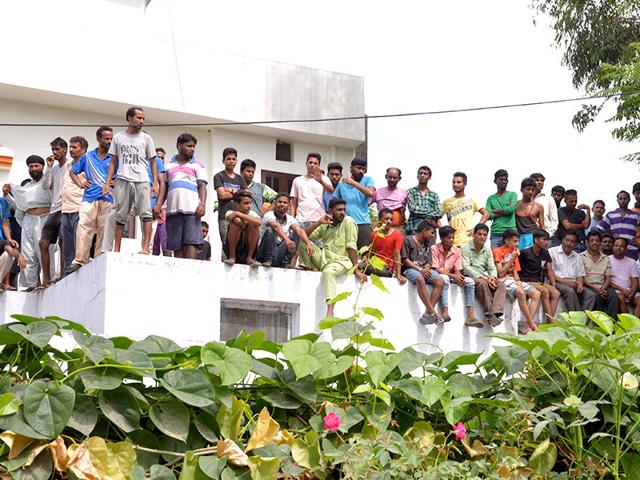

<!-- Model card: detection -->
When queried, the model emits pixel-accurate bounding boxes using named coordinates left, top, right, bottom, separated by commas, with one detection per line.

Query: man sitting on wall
left=298, top=197, right=365, bottom=317
left=581, top=230, right=619, bottom=317
left=257, top=194, right=314, bottom=268
left=461, top=223, right=506, bottom=327
left=362, top=208, right=406, bottom=282
left=223, top=190, right=262, bottom=266
left=402, top=220, right=445, bottom=325
left=609, top=237, right=640, bottom=316
left=548, top=231, right=586, bottom=312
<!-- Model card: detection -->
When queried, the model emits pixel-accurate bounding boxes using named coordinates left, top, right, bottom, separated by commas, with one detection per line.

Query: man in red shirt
left=363, top=208, right=406, bottom=284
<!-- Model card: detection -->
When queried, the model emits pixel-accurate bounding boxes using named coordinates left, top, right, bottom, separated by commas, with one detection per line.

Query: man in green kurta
left=299, top=197, right=365, bottom=316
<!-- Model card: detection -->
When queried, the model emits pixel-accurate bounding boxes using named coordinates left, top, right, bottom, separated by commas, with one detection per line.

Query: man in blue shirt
left=69, top=126, right=115, bottom=270
left=333, top=158, right=376, bottom=250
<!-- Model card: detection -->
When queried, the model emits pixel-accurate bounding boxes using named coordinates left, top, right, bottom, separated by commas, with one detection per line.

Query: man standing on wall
left=69, top=127, right=114, bottom=271
left=597, top=190, right=640, bottom=259
left=441, top=172, right=489, bottom=247
left=291, top=153, right=335, bottom=230
left=333, top=158, right=376, bottom=250
left=554, top=189, right=590, bottom=253
left=530, top=172, right=558, bottom=240
left=155, top=133, right=207, bottom=260
left=372, top=168, right=407, bottom=233
left=240, top=159, right=277, bottom=216
left=406, top=166, right=441, bottom=235
left=103, top=106, right=158, bottom=254
left=485, top=169, right=517, bottom=249
left=323, top=162, right=343, bottom=211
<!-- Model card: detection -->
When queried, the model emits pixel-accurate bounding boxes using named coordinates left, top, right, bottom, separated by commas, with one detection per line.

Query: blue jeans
left=441, top=275, right=475, bottom=308
left=490, top=235, right=504, bottom=249
left=404, top=268, right=440, bottom=284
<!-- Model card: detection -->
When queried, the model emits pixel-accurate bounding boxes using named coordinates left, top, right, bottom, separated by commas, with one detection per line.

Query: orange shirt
left=492, top=245, right=520, bottom=278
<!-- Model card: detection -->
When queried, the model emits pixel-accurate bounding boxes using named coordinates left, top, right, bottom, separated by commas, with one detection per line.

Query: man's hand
left=101, top=184, right=110, bottom=197
left=46, top=155, right=54, bottom=168
left=577, top=204, right=590, bottom=211
left=286, top=238, right=296, bottom=253
left=355, top=268, right=367, bottom=283
left=17, top=254, right=26, bottom=270
left=342, top=177, right=356, bottom=186
left=305, top=242, right=314, bottom=257
left=9, top=240, right=19, bottom=249
left=452, top=272, right=465, bottom=287
left=486, top=276, right=497, bottom=289
left=577, top=284, right=584, bottom=294
left=564, top=280, right=578, bottom=290
left=2, top=184, right=11, bottom=195
left=82, top=179, right=91, bottom=189
left=397, top=275, right=407, bottom=285
left=195, top=203, right=205, bottom=217
left=320, top=213, right=333, bottom=224
left=599, top=287, right=608, bottom=299
left=152, top=204, right=162, bottom=217
left=421, top=265, right=431, bottom=280
left=152, top=183, right=159, bottom=197
left=309, top=170, right=323, bottom=182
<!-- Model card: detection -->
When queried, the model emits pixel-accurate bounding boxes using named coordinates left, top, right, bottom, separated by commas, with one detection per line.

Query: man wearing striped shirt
left=597, top=190, right=640, bottom=259
left=155, top=133, right=207, bottom=259
left=406, top=166, right=441, bottom=235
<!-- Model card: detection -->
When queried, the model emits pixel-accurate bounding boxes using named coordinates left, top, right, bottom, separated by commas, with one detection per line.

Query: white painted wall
left=0, top=253, right=546, bottom=354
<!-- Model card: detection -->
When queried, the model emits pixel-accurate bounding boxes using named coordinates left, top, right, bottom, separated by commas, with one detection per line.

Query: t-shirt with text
left=108, top=131, right=156, bottom=183
left=441, top=196, right=481, bottom=246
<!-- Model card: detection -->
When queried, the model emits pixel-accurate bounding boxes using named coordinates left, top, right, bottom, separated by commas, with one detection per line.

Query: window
left=262, top=170, right=298, bottom=195
left=276, top=141, right=292, bottom=162
left=220, top=298, right=299, bottom=343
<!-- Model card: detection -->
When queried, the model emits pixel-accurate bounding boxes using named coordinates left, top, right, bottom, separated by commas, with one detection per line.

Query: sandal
left=442, top=313, right=452, bottom=323
left=419, top=313, right=437, bottom=325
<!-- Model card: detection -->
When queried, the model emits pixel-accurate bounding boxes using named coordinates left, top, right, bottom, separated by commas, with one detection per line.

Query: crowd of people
left=2, top=105, right=639, bottom=334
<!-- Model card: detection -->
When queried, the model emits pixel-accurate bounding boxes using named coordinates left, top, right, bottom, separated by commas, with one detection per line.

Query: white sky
left=160, top=0, right=638, bottom=210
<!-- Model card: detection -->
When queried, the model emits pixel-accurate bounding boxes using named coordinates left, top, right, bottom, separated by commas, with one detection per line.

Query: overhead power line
left=0, top=90, right=636, bottom=128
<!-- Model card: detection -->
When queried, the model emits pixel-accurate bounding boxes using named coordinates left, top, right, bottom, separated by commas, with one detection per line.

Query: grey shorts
left=166, top=213, right=202, bottom=251
left=114, top=179, right=151, bottom=225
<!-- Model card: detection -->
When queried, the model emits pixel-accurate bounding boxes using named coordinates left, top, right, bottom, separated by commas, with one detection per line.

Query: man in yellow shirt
left=441, top=172, right=489, bottom=247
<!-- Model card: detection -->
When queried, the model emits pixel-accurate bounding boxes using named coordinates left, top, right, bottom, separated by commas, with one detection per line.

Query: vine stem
left=133, top=445, right=218, bottom=458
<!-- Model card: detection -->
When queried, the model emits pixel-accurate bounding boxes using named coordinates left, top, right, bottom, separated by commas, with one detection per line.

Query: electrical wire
left=0, top=90, right=636, bottom=128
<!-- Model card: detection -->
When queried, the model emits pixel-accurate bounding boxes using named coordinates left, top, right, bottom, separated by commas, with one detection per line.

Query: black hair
left=533, top=229, right=550, bottom=240
left=586, top=230, right=602, bottom=241
left=201, top=221, right=209, bottom=228
left=274, top=193, right=290, bottom=202
left=351, top=158, right=367, bottom=168
left=307, top=152, right=322, bottom=162
left=417, top=165, right=432, bottom=176
left=502, top=229, right=519, bottom=241
left=233, top=190, right=252, bottom=203
left=593, top=199, right=605, bottom=208
left=125, top=106, right=143, bottom=121
left=240, top=159, right=256, bottom=171
left=50, top=137, right=67, bottom=149
left=96, top=126, right=113, bottom=139
left=177, top=133, right=197, bottom=146
left=633, top=182, right=640, bottom=194
left=494, top=169, right=508, bottom=180
left=155, top=147, right=166, bottom=154
left=614, top=237, right=629, bottom=247
left=327, top=162, right=343, bottom=173
left=69, top=136, right=89, bottom=150
left=474, top=223, right=489, bottom=234
left=601, top=233, right=614, bottom=241
left=562, top=231, right=579, bottom=240
left=386, top=167, right=402, bottom=176
left=416, top=220, right=437, bottom=233
left=222, top=147, right=237, bottom=159
left=563, top=189, right=577, bottom=197
left=452, top=171, right=467, bottom=184
left=328, top=197, right=346, bottom=209
left=439, top=225, right=455, bottom=240
left=521, top=177, right=536, bottom=190
left=552, top=185, right=566, bottom=195
left=378, top=208, right=393, bottom=218
left=618, top=190, right=631, bottom=198
left=530, top=173, right=545, bottom=180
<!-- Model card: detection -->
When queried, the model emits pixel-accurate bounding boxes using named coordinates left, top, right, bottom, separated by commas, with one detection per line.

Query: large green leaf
left=281, top=340, right=333, bottom=379
left=364, top=351, right=399, bottom=386
left=397, top=348, right=428, bottom=376
left=0, top=325, right=23, bottom=345
left=316, top=355, right=353, bottom=379
left=494, top=345, right=529, bottom=375
left=262, top=392, right=301, bottom=409
left=130, top=335, right=182, bottom=354
left=0, top=392, right=20, bottom=416
left=216, top=396, right=245, bottom=442
left=79, top=367, right=125, bottom=390
left=421, top=376, right=447, bottom=407
left=67, top=395, right=98, bottom=436
left=247, top=457, right=280, bottom=480
left=440, top=351, right=481, bottom=370
left=149, top=400, right=190, bottom=442
left=160, top=369, right=215, bottom=407
left=8, top=321, right=57, bottom=349
left=331, top=321, right=368, bottom=340
left=194, top=411, right=219, bottom=443
left=621, top=452, right=640, bottom=480
left=440, top=396, right=471, bottom=424
left=199, top=456, right=226, bottom=480
left=529, top=439, right=557, bottom=475
left=23, top=380, right=75, bottom=438
left=201, top=342, right=253, bottom=385
left=98, top=387, right=141, bottom=432
left=150, top=465, right=177, bottom=480
left=178, top=451, right=208, bottom=480
left=586, top=311, right=614, bottom=335
left=0, top=410, right=49, bottom=440
left=72, top=331, right=114, bottom=364
left=108, top=349, right=156, bottom=377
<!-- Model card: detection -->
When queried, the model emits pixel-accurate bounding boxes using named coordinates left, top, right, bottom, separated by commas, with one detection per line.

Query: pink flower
left=323, top=412, right=341, bottom=431
left=452, top=422, right=467, bottom=441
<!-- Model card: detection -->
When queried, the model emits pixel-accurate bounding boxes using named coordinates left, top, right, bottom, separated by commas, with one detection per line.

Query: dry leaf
left=461, top=438, right=489, bottom=457
left=273, top=429, right=294, bottom=446
left=246, top=408, right=280, bottom=452
left=23, top=437, right=69, bottom=471
left=0, top=431, right=38, bottom=460
left=67, top=440, right=100, bottom=480
left=216, top=439, right=249, bottom=467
